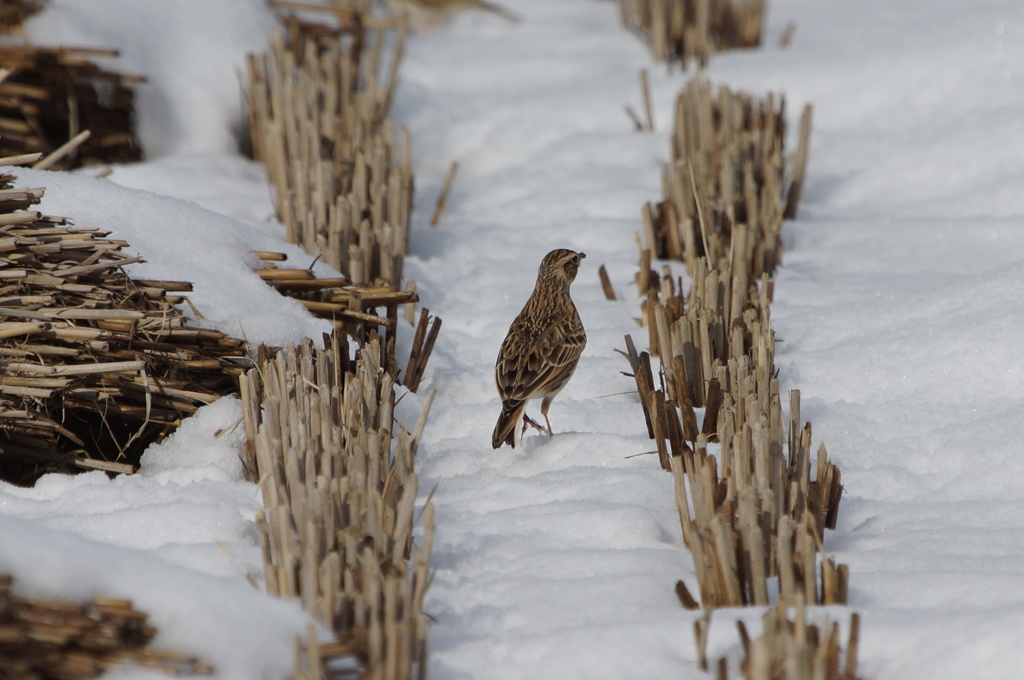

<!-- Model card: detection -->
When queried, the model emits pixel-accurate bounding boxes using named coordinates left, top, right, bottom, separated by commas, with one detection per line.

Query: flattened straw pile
left=0, top=0, right=44, bottom=34
left=0, top=169, right=249, bottom=484
left=642, top=76, right=811, bottom=275
left=618, top=0, right=765, bottom=67
left=240, top=332, right=434, bottom=679
left=0, top=45, right=142, bottom=168
left=0, top=574, right=211, bottom=679
left=246, top=11, right=411, bottom=287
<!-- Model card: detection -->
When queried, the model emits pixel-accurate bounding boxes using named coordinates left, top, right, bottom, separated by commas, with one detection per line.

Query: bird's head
left=538, top=248, right=586, bottom=284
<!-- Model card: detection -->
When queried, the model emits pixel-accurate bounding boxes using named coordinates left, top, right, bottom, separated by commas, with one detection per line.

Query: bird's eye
left=570, top=255, right=579, bottom=264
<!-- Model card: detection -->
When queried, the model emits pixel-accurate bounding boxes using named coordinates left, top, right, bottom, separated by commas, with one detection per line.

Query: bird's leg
left=540, top=397, right=554, bottom=437
left=522, top=414, right=545, bottom=432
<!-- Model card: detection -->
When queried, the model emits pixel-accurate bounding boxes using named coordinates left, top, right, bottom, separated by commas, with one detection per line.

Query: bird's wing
left=541, top=320, right=586, bottom=369
left=495, top=314, right=586, bottom=401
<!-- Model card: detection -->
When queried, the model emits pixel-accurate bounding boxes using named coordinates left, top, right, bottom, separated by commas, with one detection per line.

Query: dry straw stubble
left=243, top=6, right=438, bottom=678
left=240, top=332, right=434, bottom=679
left=643, top=76, right=811, bottom=278
left=619, top=0, right=766, bottom=67
left=246, top=15, right=412, bottom=288
left=621, top=69, right=862, bottom=678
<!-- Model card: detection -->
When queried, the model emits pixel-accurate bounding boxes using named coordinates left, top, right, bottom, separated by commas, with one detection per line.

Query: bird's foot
left=523, top=414, right=546, bottom=433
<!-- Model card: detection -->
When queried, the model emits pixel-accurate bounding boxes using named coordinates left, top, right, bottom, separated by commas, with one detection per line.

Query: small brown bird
left=492, top=249, right=587, bottom=449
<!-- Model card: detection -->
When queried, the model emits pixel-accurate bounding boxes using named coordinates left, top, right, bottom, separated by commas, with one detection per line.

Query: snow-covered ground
left=2, top=0, right=1023, bottom=678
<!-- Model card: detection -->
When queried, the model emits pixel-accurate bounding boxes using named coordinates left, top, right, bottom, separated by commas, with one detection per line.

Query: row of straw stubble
left=246, top=11, right=410, bottom=289
left=245, top=3, right=441, bottom=388
left=240, top=333, right=433, bottom=680
left=616, top=6, right=863, bottom=674
left=241, top=4, right=437, bottom=679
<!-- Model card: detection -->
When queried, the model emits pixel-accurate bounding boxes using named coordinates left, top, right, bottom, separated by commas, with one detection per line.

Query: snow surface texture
left=0, top=0, right=1020, bottom=678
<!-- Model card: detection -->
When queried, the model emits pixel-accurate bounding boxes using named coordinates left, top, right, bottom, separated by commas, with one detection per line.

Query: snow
left=0, top=0, right=1021, bottom=678
left=25, top=0, right=279, bottom=157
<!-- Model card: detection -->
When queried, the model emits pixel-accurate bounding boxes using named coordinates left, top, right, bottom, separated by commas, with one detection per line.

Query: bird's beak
left=579, top=252, right=587, bottom=259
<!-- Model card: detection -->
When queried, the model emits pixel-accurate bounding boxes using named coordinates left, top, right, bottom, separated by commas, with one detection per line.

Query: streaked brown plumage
left=492, top=249, right=587, bottom=449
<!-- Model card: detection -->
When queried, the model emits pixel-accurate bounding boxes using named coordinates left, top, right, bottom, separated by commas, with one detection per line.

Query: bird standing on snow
left=492, top=249, right=587, bottom=449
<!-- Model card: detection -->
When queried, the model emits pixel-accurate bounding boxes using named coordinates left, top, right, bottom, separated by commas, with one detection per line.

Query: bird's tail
left=492, top=399, right=526, bottom=449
